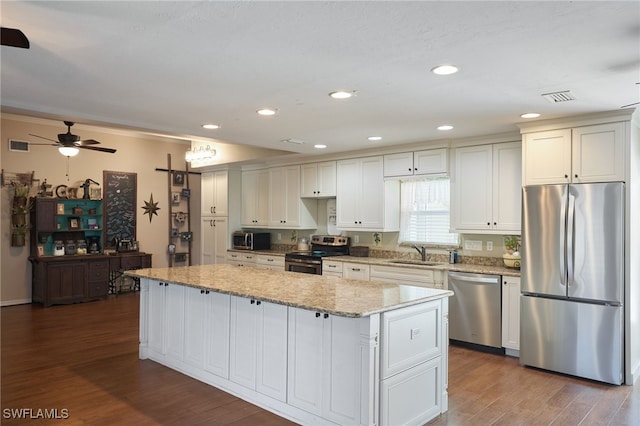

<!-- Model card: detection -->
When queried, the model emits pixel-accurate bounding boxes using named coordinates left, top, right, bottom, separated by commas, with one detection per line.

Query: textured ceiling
left=1, top=1, right=639, bottom=156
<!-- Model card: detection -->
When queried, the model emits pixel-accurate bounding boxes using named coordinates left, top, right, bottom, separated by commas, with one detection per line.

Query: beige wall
left=1, top=115, right=198, bottom=305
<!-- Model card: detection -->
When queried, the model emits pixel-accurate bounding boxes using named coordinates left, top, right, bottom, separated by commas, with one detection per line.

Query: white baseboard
left=1, top=299, right=31, bottom=307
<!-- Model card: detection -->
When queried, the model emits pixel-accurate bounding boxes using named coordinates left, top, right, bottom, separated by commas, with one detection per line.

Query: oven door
left=285, top=258, right=322, bottom=275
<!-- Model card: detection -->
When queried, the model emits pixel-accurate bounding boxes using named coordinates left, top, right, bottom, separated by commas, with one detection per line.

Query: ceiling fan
left=29, top=121, right=117, bottom=155
left=1, top=27, right=29, bottom=49
left=620, top=82, right=640, bottom=109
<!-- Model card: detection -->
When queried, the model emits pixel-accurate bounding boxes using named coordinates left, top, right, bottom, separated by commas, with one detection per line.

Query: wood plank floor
left=1, top=293, right=638, bottom=425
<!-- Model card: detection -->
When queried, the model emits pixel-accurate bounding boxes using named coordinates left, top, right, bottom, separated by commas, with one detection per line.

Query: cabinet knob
left=251, top=299, right=255, bottom=304
left=323, top=313, right=329, bottom=319
left=200, top=289, right=205, bottom=294
left=565, top=174, right=569, bottom=179
left=408, top=168, right=412, bottom=172
left=494, top=222, right=497, bottom=226
left=487, top=222, right=491, bottom=226
left=315, top=312, right=321, bottom=318
left=575, top=174, right=578, bottom=178
left=504, top=281, right=507, bottom=285
left=414, top=168, right=418, bottom=171
left=206, top=290, right=210, bottom=294
left=256, top=300, right=261, bottom=306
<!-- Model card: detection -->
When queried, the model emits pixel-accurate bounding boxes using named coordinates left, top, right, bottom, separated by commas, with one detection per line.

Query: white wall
left=0, top=115, right=196, bottom=305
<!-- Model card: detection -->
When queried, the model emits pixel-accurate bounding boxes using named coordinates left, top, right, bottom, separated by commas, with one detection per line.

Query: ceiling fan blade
left=1, top=27, right=30, bottom=49
left=29, top=133, right=59, bottom=143
left=78, top=145, right=117, bottom=154
left=75, top=139, right=101, bottom=146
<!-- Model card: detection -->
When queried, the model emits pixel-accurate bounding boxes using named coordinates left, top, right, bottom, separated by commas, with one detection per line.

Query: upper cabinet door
left=523, top=129, right=572, bottom=185
left=413, top=148, right=448, bottom=176
left=454, top=145, right=493, bottom=231
left=383, top=152, right=414, bottom=177
left=492, top=142, right=522, bottom=232
left=316, top=161, right=337, bottom=197
left=572, top=122, right=625, bottom=183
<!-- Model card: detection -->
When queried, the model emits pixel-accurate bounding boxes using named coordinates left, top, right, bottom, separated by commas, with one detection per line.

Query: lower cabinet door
left=380, top=358, right=442, bottom=426
left=203, top=292, right=231, bottom=379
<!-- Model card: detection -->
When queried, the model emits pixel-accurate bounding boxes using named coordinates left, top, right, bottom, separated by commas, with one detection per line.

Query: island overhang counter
left=127, top=264, right=453, bottom=426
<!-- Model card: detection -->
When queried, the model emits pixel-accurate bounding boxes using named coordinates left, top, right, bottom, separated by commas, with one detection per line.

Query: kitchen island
left=127, top=264, right=453, bottom=426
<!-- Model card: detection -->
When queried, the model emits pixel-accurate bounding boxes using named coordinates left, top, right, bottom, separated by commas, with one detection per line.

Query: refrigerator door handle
left=559, top=191, right=568, bottom=287
left=566, top=194, right=576, bottom=288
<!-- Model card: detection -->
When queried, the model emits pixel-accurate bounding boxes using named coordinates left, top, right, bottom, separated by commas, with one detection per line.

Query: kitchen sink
left=388, top=260, right=444, bottom=266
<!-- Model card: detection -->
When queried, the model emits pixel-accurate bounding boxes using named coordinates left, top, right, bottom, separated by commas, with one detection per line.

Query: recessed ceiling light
left=431, top=65, right=458, bottom=75
left=329, top=90, right=354, bottom=99
left=368, top=136, right=382, bottom=141
left=314, top=144, right=327, bottom=149
left=520, top=112, right=541, bottom=119
left=257, top=108, right=278, bottom=116
left=202, top=124, right=220, bottom=129
left=437, top=125, right=454, bottom=131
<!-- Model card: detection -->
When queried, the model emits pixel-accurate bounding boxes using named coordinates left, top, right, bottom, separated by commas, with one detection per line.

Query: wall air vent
left=542, top=91, right=576, bottom=103
left=281, top=138, right=304, bottom=145
left=9, top=139, right=30, bottom=152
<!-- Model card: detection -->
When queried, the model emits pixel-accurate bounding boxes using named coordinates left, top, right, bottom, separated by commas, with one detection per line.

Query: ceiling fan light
left=58, top=146, right=79, bottom=157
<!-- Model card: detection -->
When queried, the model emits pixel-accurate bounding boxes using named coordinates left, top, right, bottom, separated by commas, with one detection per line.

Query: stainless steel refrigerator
left=520, top=182, right=624, bottom=385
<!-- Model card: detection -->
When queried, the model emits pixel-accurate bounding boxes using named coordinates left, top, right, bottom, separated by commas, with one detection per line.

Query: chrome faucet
left=412, top=244, right=427, bottom=261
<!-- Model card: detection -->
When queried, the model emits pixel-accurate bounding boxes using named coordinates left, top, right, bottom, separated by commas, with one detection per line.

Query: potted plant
left=10, top=182, right=31, bottom=247
left=502, top=235, right=521, bottom=268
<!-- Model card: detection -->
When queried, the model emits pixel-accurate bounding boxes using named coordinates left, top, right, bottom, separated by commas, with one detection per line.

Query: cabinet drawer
left=88, top=281, right=108, bottom=298
left=381, top=300, right=442, bottom=379
left=322, top=260, right=343, bottom=274
left=120, top=256, right=143, bottom=270
left=89, top=260, right=109, bottom=281
left=380, top=358, right=442, bottom=426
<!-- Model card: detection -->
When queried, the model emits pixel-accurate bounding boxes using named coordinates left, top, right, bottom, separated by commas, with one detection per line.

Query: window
left=399, top=177, right=458, bottom=245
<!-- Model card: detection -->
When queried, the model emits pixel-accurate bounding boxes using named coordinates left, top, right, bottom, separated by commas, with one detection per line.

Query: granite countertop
left=228, top=249, right=521, bottom=277
left=126, top=264, right=452, bottom=318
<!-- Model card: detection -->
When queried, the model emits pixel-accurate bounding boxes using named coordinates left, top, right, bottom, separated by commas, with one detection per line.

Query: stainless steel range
left=285, top=235, right=349, bottom=275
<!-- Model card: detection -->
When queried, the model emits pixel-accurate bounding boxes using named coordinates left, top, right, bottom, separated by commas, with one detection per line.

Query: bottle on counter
left=53, top=240, right=65, bottom=256
left=65, top=240, right=76, bottom=255
left=449, top=250, right=458, bottom=264
left=76, top=239, right=87, bottom=255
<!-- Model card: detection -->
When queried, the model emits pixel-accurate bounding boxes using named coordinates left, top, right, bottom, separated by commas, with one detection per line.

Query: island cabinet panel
left=229, top=296, right=288, bottom=402
left=147, top=281, right=185, bottom=361
left=287, top=307, right=378, bottom=425
left=184, top=287, right=231, bottom=377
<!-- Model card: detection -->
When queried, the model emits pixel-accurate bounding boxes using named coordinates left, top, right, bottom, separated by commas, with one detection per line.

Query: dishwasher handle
left=447, top=271, right=500, bottom=284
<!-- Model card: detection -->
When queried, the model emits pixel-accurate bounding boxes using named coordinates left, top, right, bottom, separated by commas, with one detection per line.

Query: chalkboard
left=103, top=171, right=137, bottom=248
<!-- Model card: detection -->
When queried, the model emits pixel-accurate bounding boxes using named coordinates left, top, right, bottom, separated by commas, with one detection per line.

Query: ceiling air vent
left=542, top=90, right=576, bottom=103
left=9, top=139, right=30, bottom=152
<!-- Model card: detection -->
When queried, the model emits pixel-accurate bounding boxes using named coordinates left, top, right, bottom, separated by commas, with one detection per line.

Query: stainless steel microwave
left=232, top=231, right=271, bottom=250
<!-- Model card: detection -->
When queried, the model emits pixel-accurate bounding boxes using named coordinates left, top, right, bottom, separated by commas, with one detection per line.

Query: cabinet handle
left=352, top=268, right=361, bottom=272
left=323, top=313, right=329, bottom=319
left=256, top=301, right=261, bottom=306
left=327, top=264, right=336, bottom=268
left=251, top=299, right=255, bottom=304
left=213, top=206, right=216, bottom=214
left=200, top=289, right=205, bottom=294
left=210, top=220, right=214, bottom=227
left=164, top=283, right=168, bottom=287
left=210, top=206, right=214, bottom=214
left=316, top=312, right=321, bottom=318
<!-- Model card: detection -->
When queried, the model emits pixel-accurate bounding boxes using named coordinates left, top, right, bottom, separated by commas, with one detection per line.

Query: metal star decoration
left=142, top=193, right=160, bottom=222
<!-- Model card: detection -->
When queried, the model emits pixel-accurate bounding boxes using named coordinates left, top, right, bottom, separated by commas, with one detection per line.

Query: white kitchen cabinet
left=226, top=251, right=257, bottom=267
left=147, top=280, right=185, bottom=361
left=229, top=296, right=288, bottom=401
left=241, top=169, right=269, bottom=227
left=269, top=165, right=317, bottom=229
left=184, top=287, right=231, bottom=379
left=379, top=299, right=446, bottom=426
left=287, top=307, right=368, bottom=425
left=336, top=156, right=400, bottom=231
left=256, top=254, right=284, bottom=271
left=370, top=264, right=444, bottom=289
left=201, top=217, right=228, bottom=265
left=322, top=259, right=343, bottom=277
left=201, top=170, right=229, bottom=216
left=301, top=161, right=337, bottom=198
left=452, top=141, right=521, bottom=233
left=523, top=122, right=626, bottom=185
left=384, top=148, right=448, bottom=177
left=501, top=276, right=521, bottom=352
left=342, top=262, right=370, bottom=280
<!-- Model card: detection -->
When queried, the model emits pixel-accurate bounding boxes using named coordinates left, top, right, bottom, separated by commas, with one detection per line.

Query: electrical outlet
left=354, top=235, right=360, bottom=244
left=277, top=233, right=282, bottom=241
left=464, top=240, right=483, bottom=251
left=486, top=241, right=493, bottom=251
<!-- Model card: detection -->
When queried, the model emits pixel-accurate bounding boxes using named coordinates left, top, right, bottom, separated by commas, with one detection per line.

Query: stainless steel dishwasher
left=447, top=271, right=502, bottom=349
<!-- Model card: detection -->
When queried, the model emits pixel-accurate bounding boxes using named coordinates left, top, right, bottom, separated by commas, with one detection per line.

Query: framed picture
left=171, top=228, right=179, bottom=238
left=68, top=217, right=80, bottom=230
left=181, top=188, right=190, bottom=198
left=172, top=171, right=185, bottom=186
left=57, top=203, right=65, bottom=214
left=90, top=187, right=102, bottom=200
left=171, top=191, right=181, bottom=204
